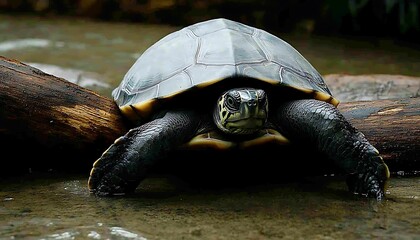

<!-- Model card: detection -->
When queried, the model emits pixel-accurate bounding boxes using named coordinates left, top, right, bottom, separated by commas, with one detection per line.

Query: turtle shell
left=113, top=18, right=339, bottom=122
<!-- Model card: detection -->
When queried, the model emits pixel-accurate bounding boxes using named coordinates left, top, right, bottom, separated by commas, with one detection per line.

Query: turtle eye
left=225, top=92, right=240, bottom=111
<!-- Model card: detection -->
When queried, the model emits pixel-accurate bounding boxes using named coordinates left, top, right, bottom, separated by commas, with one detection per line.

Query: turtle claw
left=348, top=175, right=384, bottom=200
left=91, top=175, right=137, bottom=197
left=90, top=165, right=141, bottom=196
left=90, top=169, right=135, bottom=197
left=88, top=133, right=143, bottom=196
left=346, top=155, right=389, bottom=201
left=347, top=176, right=385, bottom=201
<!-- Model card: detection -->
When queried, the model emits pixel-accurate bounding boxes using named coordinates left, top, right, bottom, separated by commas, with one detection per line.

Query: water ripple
left=0, top=38, right=53, bottom=51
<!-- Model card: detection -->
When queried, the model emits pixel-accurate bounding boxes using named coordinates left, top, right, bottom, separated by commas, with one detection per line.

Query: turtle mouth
left=226, top=117, right=265, bottom=129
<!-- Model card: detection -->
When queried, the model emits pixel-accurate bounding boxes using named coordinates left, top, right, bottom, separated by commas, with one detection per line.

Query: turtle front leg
left=88, top=110, right=202, bottom=196
left=274, top=99, right=390, bottom=200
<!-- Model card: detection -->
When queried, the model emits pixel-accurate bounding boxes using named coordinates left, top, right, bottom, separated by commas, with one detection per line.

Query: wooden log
left=340, top=97, right=419, bottom=173
left=0, top=56, right=418, bottom=176
left=324, top=74, right=420, bottom=102
left=0, top=56, right=128, bottom=174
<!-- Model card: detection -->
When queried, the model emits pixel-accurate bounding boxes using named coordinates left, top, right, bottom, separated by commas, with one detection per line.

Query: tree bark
left=0, top=56, right=418, bottom=175
left=0, top=56, right=128, bottom=174
left=340, top=98, right=419, bottom=173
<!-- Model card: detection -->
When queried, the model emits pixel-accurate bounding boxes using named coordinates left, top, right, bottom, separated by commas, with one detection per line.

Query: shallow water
left=1, top=173, right=419, bottom=240
left=0, top=14, right=419, bottom=239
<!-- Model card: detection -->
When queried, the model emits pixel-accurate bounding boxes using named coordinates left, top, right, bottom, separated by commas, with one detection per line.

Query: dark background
left=1, top=0, right=419, bottom=44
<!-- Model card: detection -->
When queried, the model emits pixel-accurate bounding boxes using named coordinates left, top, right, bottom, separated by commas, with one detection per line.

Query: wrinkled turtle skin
left=88, top=18, right=390, bottom=199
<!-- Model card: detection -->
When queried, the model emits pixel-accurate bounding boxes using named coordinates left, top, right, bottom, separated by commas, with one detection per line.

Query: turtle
left=88, top=18, right=390, bottom=199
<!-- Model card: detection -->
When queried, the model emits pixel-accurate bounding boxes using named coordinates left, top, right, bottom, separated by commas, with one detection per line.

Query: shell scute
left=113, top=18, right=338, bottom=120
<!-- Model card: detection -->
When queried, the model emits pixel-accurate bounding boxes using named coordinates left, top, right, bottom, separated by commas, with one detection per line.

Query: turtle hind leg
left=88, top=110, right=202, bottom=196
left=274, top=99, right=390, bottom=200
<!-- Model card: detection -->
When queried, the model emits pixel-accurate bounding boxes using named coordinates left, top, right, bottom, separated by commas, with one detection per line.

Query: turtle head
left=214, top=88, right=268, bottom=135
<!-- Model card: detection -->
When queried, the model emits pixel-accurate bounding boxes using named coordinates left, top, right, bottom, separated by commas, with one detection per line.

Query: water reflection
left=39, top=226, right=147, bottom=240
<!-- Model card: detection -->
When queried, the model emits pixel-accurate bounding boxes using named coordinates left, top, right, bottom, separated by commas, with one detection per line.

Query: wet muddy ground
left=1, top=173, right=419, bottom=239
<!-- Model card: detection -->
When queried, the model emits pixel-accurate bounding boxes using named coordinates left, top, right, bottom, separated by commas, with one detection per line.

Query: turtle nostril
left=247, top=100, right=256, bottom=106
